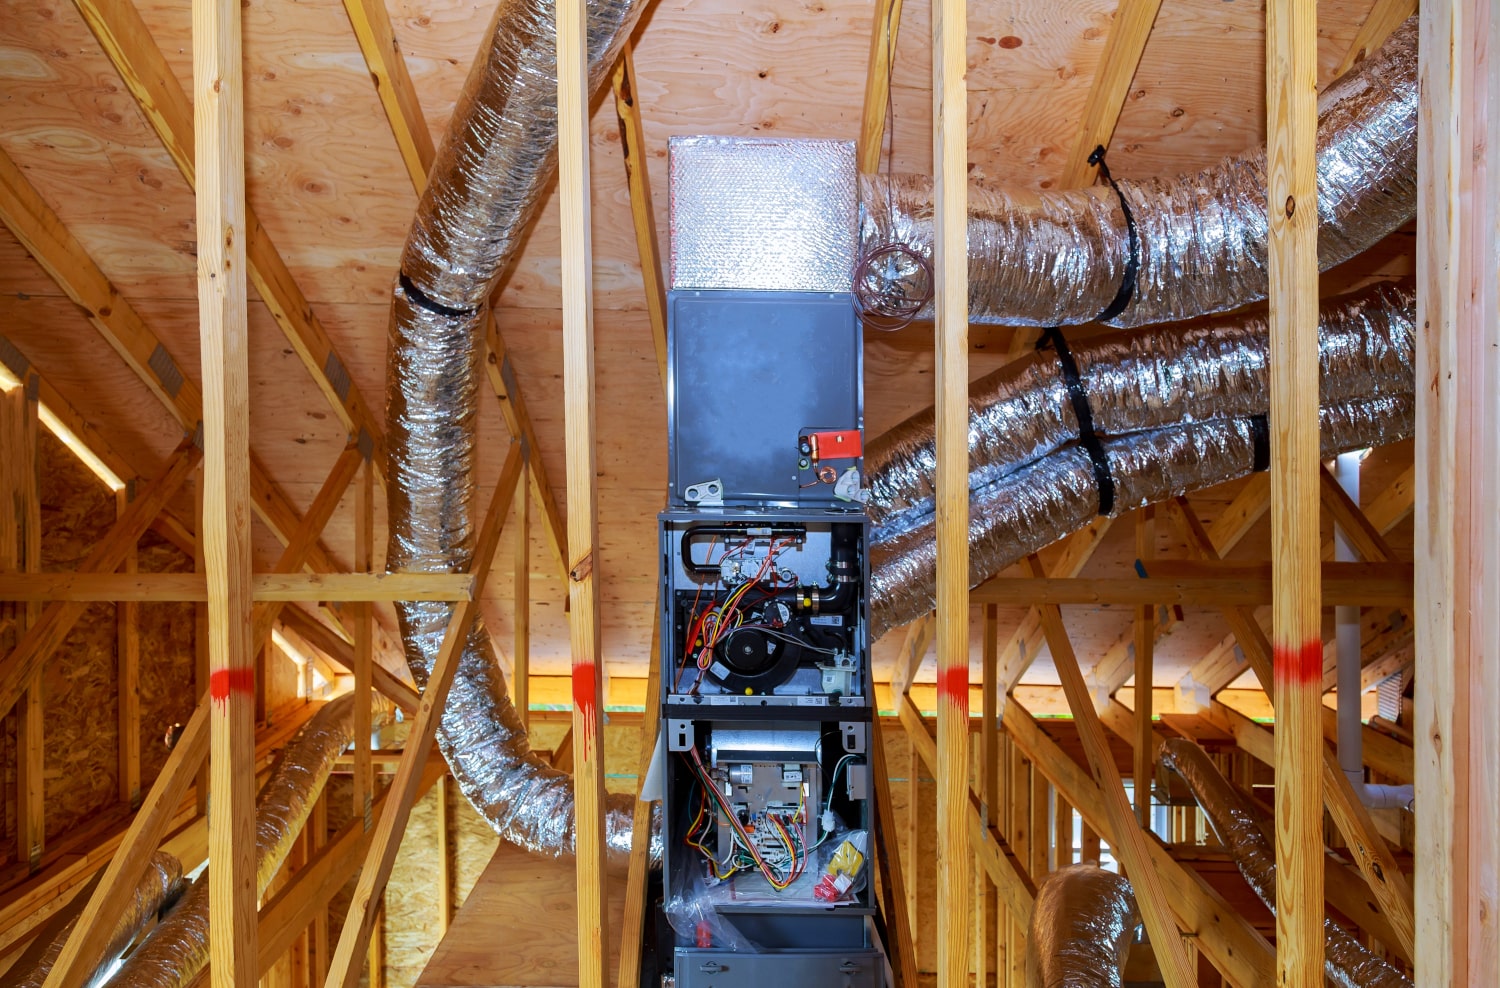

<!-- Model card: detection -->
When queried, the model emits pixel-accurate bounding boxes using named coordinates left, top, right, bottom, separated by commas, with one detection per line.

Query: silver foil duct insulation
left=1159, top=739, right=1413, bottom=988
left=400, top=0, right=645, bottom=310
left=866, top=284, right=1416, bottom=637
left=858, top=17, right=1417, bottom=328
left=0, top=852, right=183, bottom=988
left=867, top=282, right=1415, bottom=537
left=1025, top=863, right=1139, bottom=988
left=104, top=697, right=363, bottom=988
left=384, top=0, right=647, bottom=859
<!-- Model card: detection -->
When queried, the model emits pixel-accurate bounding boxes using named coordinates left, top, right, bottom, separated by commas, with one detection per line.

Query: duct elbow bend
left=1358, top=782, right=1415, bottom=812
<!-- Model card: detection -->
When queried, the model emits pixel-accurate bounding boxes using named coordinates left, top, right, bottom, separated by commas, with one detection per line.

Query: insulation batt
left=1160, top=739, right=1413, bottom=988
left=1025, top=863, right=1140, bottom=988
left=859, top=18, right=1418, bottom=328
left=102, top=696, right=372, bottom=988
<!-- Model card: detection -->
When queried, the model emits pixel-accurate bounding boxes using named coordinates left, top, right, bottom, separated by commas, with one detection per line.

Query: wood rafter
left=0, top=147, right=345, bottom=580
left=1335, top=0, right=1417, bottom=77
left=857, top=0, right=904, bottom=174
left=71, top=0, right=388, bottom=475
left=1059, top=0, right=1165, bottom=188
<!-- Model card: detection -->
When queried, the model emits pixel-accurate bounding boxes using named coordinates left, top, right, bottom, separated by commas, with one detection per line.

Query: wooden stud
left=1415, top=0, right=1500, bottom=981
left=870, top=715, right=922, bottom=988
left=310, top=794, right=329, bottom=988
left=615, top=588, right=663, bottom=988
left=118, top=489, right=142, bottom=810
left=513, top=453, right=530, bottom=732
left=354, top=453, right=374, bottom=832
left=1025, top=556, right=1196, bottom=988
left=0, top=443, right=200, bottom=717
left=979, top=603, right=1000, bottom=982
left=195, top=469, right=211, bottom=820
left=2, top=380, right=44, bottom=874
left=1267, top=3, right=1325, bottom=971
left=194, top=0, right=259, bottom=977
left=437, top=779, right=452, bottom=936
left=1059, top=0, right=1164, bottom=187
left=905, top=742, right=919, bottom=945
left=43, top=697, right=209, bottom=988
left=932, top=0, right=971, bottom=980
left=323, top=442, right=518, bottom=988
left=1134, top=507, right=1155, bottom=829
left=556, top=0, right=608, bottom=980
left=858, top=0, right=904, bottom=174
left=1054, top=794, right=1072, bottom=869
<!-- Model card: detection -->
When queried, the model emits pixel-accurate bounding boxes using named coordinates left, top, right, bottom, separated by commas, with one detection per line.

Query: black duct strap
left=1037, top=327, right=1116, bottom=515
left=1250, top=414, right=1271, bottom=473
left=1088, top=145, right=1140, bottom=323
left=399, top=272, right=479, bottom=319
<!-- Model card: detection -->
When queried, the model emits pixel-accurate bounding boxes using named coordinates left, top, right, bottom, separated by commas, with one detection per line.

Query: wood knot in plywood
left=569, top=551, right=594, bottom=583
left=1285, top=195, right=1296, bottom=218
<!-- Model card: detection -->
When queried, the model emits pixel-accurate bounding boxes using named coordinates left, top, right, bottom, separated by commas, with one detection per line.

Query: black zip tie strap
left=399, top=272, right=478, bottom=319
left=1250, top=414, right=1271, bottom=473
left=1088, top=144, right=1140, bottom=323
left=1036, top=326, right=1116, bottom=515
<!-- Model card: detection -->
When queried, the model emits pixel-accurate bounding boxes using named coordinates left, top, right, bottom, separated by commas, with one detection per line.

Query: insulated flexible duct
left=104, top=696, right=364, bottom=988
left=867, top=285, right=1415, bottom=637
left=859, top=17, right=1417, bottom=328
left=0, top=853, right=183, bottom=988
left=384, top=0, right=646, bottom=861
left=1025, top=863, right=1139, bottom=987
left=1160, top=739, right=1412, bottom=988
left=383, top=1, right=1416, bottom=861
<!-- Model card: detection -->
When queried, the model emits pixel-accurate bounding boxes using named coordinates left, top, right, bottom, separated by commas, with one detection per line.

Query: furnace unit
left=652, top=137, right=888, bottom=988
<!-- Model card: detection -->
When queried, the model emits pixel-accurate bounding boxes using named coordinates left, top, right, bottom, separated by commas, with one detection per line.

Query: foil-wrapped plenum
left=866, top=283, right=1415, bottom=538
left=858, top=17, right=1418, bottom=328
left=1025, top=863, right=1139, bottom=988
left=0, top=852, right=182, bottom=988
left=668, top=137, right=858, bottom=292
left=399, top=0, right=645, bottom=310
left=1160, top=740, right=1413, bottom=988
left=105, top=697, right=365, bottom=988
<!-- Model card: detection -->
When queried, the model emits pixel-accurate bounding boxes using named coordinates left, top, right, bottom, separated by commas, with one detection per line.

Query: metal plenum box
left=667, top=290, right=862, bottom=509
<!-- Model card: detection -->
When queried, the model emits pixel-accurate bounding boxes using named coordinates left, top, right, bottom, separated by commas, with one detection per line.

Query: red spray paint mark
left=1273, top=639, right=1324, bottom=687
left=936, top=665, right=970, bottom=711
left=572, top=661, right=599, bottom=761
left=209, top=667, right=255, bottom=704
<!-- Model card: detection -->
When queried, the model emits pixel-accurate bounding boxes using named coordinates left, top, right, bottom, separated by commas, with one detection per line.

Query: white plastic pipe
left=1333, top=451, right=1414, bottom=812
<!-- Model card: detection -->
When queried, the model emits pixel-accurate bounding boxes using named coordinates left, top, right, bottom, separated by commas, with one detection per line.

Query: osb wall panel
left=35, top=431, right=118, bottom=843
left=136, top=530, right=196, bottom=789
